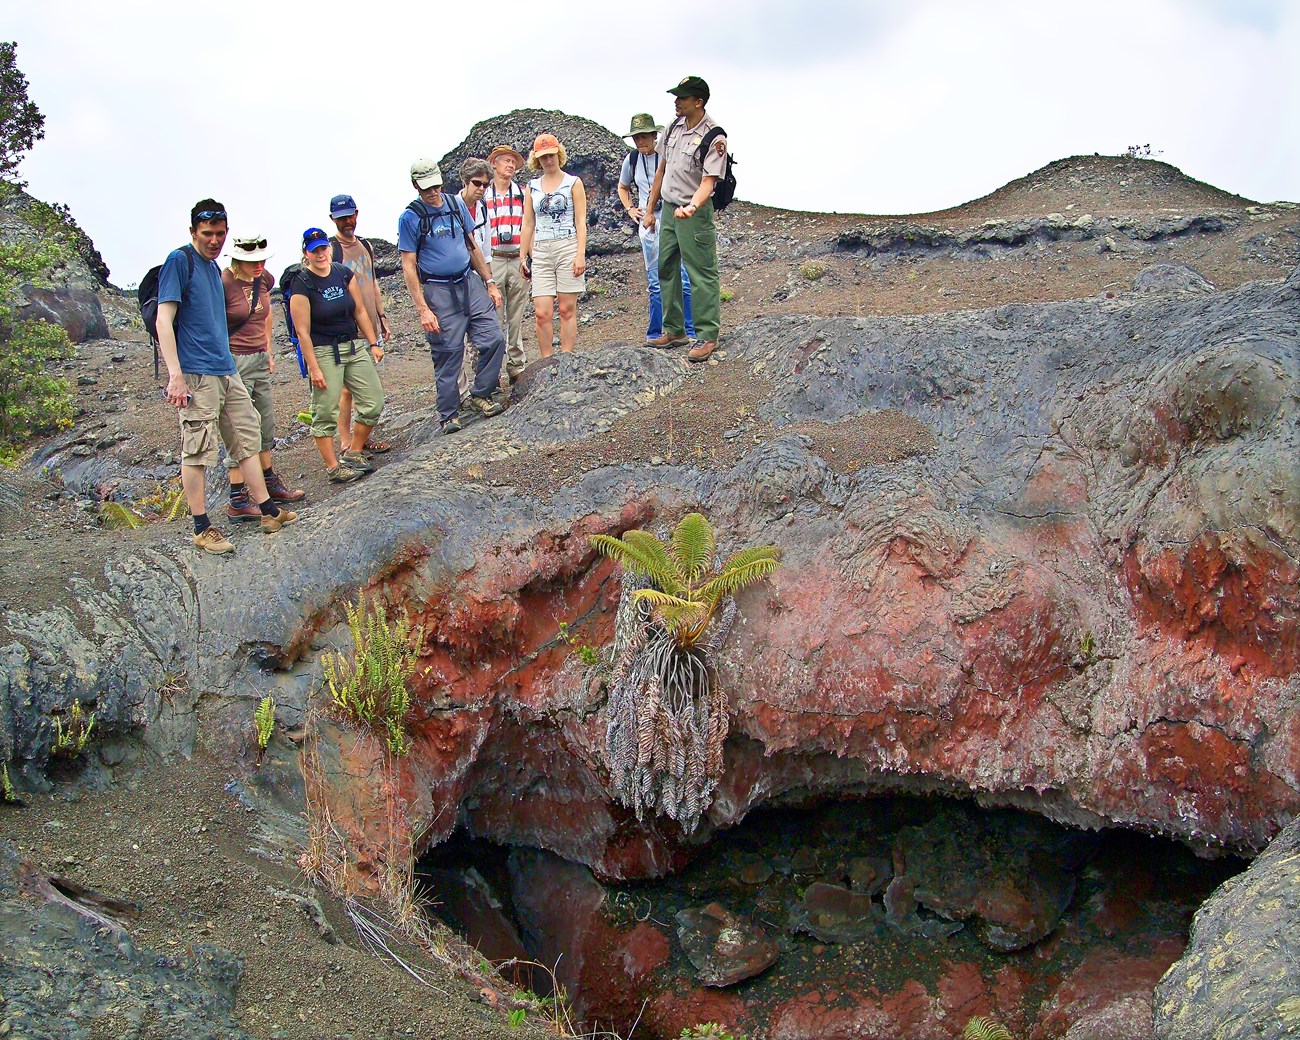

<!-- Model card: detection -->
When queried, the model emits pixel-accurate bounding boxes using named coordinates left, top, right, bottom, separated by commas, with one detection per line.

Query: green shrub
left=0, top=234, right=77, bottom=464
left=0, top=314, right=74, bottom=463
left=798, top=260, right=827, bottom=282
left=323, top=598, right=419, bottom=757
left=719, top=287, right=734, bottom=303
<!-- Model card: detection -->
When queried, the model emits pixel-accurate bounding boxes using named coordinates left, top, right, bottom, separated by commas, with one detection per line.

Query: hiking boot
left=260, top=506, right=298, bottom=534
left=327, top=463, right=366, bottom=483
left=341, top=450, right=375, bottom=473
left=647, top=333, right=689, bottom=348
left=226, top=499, right=262, bottom=522
left=193, top=527, right=234, bottom=555
left=466, top=394, right=504, bottom=418
left=441, top=416, right=463, bottom=435
left=687, top=340, right=718, bottom=363
left=264, top=471, right=306, bottom=502
left=507, top=364, right=526, bottom=383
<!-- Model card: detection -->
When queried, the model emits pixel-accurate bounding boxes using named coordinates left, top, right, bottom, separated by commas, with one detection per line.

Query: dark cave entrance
left=417, top=795, right=1245, bottom=1039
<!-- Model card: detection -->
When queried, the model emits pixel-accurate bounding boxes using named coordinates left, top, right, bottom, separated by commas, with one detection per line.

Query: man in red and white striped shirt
left=485, top=145, right=529, bottom=382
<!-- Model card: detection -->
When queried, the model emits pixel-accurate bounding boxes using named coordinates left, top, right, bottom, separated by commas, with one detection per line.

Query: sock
left=193, top=513, right=211, bottom=535
left=229, top=481, right=247, bottom=503
left=262, top=467, right=275, bottom=481
left=257, top=498, right=281, bottom=518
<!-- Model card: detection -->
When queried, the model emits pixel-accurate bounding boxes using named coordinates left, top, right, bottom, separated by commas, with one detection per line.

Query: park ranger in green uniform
left=643, top=75, right=727, bottom=362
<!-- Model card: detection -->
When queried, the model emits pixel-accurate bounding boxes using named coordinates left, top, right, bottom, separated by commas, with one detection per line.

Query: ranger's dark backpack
left=695, top=127, right=737, bottom=211
left=137, top=245, right=195, bottom=378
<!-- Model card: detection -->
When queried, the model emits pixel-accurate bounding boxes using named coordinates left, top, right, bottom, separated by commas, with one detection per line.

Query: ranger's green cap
left=667, top=75, right=710, bottom=101
left=623, top=113, right=664, bottom=139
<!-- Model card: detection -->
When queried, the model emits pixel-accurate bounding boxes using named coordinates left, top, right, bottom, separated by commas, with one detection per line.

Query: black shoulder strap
left=179, top=243, right=197, bottom=290
left=331, top=237, right=375, bottom=267
left=696, top=126, right=727, bottom=165
left=227, top=272, right=264, bottom=333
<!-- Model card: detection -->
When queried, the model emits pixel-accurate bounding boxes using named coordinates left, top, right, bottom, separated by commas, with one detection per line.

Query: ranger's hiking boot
left=327, top=463, right=366, bottom=483
left=264, top=470, right=306, bottom=502
left=647, top=333, right=689, bottom=348
left=466, top=394, right=504, bottom=418
left=260, top=506, right=298, bottom=534
left=687, top=340, right=718, bottom=363
left=193, top=527, right=234, bottom=555
left=341, top=451, right=375, bottom=473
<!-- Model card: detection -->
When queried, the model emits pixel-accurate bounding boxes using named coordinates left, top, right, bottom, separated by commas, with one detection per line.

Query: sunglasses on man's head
left=234, top=239, right=268, bottom=251
left=195, top=210, right=226, bottom=222
left=469, top=179, right=490, bottom=189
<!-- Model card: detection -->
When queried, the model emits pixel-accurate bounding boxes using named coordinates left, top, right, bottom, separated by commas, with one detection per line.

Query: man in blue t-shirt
left=157, top=199, right=297, bottom=554
left=398, top=158, right=507, bottom=435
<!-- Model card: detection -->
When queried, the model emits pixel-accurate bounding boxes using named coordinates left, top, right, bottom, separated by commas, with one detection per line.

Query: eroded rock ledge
left=3, top=266, right=1297, bottom=886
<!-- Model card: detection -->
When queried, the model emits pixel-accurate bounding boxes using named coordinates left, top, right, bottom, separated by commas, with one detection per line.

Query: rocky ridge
left=438, top=108, right=642, bottom=256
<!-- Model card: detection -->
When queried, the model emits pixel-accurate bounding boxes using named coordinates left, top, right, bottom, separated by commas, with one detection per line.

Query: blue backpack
left=279, top=263, right=307, bottom=377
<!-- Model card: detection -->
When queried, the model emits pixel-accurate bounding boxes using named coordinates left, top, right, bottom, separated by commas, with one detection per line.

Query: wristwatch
left=486, top=278, right=497, bottom=285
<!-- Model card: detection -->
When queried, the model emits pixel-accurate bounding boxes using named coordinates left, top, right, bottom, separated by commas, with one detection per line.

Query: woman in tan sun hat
left=519, top=133, right=586, bottom=356
left=221, top=234, right=304, bottom=521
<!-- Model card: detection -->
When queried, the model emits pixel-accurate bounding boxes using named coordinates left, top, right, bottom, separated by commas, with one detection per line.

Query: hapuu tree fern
left=591, top=513, right=780, bottom=831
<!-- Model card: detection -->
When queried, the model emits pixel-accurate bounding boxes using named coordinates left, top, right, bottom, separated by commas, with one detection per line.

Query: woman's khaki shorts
left=225, top=351, right=275, bottom=469
left=179, top=372, right=261, bottom=468
left=530, top=235, right=585, bottom=297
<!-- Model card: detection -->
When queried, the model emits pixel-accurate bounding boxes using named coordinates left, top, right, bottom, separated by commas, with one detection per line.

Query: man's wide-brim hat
left=667, top=75, right=710, bottom=100
left=488, top=144, right=524, bottom=164
left=229, top=235, right=273, bottom=263
left=623, top=113, right=663, bottom=139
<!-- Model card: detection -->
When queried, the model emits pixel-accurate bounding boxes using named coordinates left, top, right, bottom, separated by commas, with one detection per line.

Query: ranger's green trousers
left=658, top=199, right=720, bottom=342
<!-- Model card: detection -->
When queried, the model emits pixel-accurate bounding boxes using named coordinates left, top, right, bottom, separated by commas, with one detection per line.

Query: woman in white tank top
left=519, top=132, right=587, bottom=356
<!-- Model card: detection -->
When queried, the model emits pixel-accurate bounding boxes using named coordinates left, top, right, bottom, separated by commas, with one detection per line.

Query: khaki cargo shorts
left=224, top=352, right=275, bottom=470
left=530, top=235, right=585, bottom=297
left=178, top=372, right=262, bottom=468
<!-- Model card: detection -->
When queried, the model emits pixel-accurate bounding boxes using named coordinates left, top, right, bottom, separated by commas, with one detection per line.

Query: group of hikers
left=153, top=76, right=731, bottom=554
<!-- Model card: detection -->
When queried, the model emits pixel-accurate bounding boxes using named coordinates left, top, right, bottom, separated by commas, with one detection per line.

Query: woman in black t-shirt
left=290, top=227, right=386, bottom=482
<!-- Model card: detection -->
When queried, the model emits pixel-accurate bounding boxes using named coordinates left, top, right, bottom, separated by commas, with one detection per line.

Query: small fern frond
left=669, top=513, right=716, bottom=583
left=593, top=531, right=684, bottom=592
left=964, top=1017, right=1014, bottom=1040
left=99, top=502, right=144, bottom=529
left=698, top=553, right=781, bottom=601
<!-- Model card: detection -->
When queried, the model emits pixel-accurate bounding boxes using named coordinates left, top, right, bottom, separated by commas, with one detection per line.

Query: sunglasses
left=195, top=209, right=226, bottom=222
left=233, top=239, right=268, bottom=251
left=303, top=234, right=329, bottom=248
left=469, top=179, right=490, bottom=189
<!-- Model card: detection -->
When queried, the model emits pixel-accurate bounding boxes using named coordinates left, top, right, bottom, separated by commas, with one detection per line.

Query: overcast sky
left=7, top=0, right=1298, bottom=286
